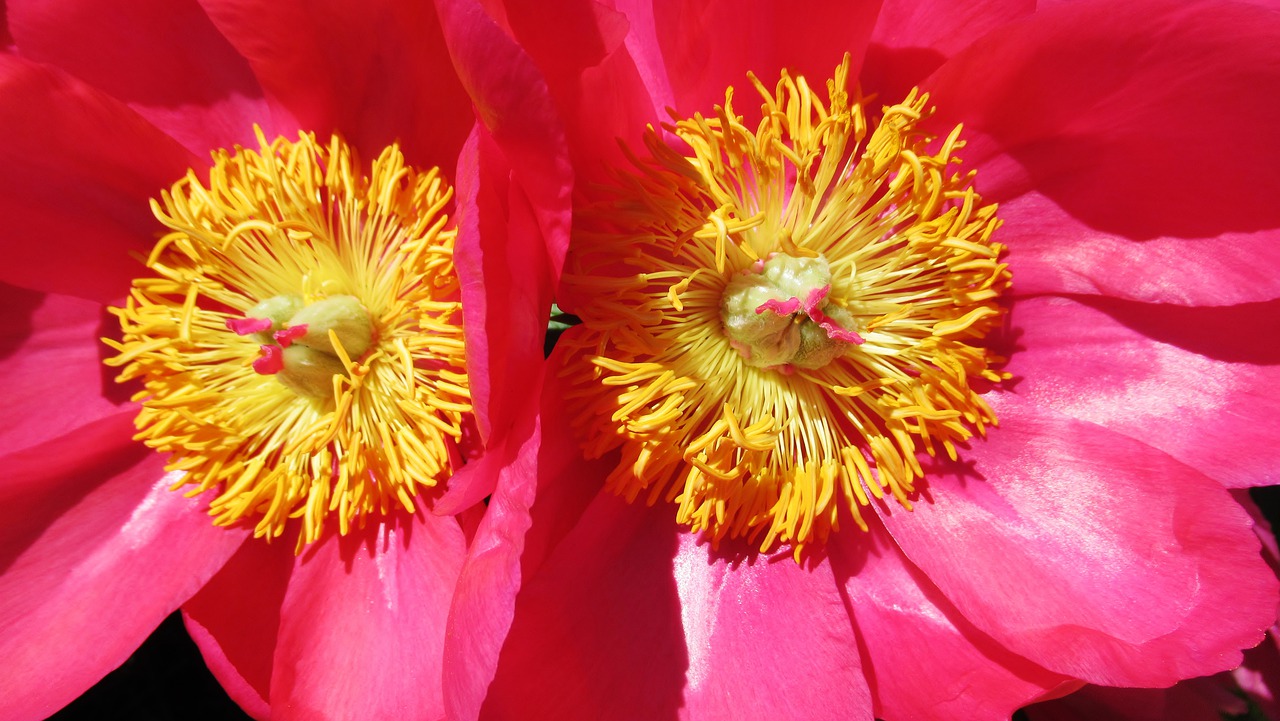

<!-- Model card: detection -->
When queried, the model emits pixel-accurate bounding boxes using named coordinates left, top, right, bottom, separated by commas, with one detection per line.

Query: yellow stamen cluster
left=105, top=129, right=470, bottom=547
left=560, top=58, right=1010, bottom=554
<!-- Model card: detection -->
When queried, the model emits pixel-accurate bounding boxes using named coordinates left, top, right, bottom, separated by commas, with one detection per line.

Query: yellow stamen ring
left=104, top=129, right=471, bottom=547
left=561, top=57, right=1011, bottom=554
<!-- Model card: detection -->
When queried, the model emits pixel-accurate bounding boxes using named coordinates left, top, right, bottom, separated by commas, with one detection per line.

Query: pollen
left=560, top=56, right=1010, bottom=555
left=104, top=128, right=471, bottom=548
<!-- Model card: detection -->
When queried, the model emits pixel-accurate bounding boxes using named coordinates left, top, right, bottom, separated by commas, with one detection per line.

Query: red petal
left=183, top=536, right=295, bottom=720
left=924, top=0, right=1280, bottom=304
left=0, top=284, right=131, bottom=455
left=495, top=0, right=654, bottom=172
left=198, top=0, right=473, bottom=171
left=0, top=54, right=198, bottom=302
left=636, top=0, right=881, bottom=113
left=879, top=394, right=1279, bottom=686
left=862, top=0, right=1034, bottom=102
left=1025, top=681, right=1246, bottom=721
left=9, top=0, right=270, bottom=154
left=442, top=356, right=609, bottom=721
left=436, top=0, right=574, bottom=283
left=450, top=127, right=554, bottom=449
left=267, top=513, right=465, bottom=721
left=0, top=413, right=246, bottom=720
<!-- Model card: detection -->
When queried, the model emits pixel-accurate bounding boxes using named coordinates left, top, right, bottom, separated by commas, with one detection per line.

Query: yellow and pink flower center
left=105, top=129, right=471, bottom=547
left=560, top=57, right=1011, bottom=555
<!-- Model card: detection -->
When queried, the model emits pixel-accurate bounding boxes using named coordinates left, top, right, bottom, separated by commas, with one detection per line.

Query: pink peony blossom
left=0, top=1, right=568, bottom=719
left=444, top=1, right=1280, bottom=720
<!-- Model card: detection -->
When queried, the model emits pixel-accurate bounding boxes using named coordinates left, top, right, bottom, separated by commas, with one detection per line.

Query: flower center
left=228, top=294, right=375, bottom=400
left=560, top=57, right=1010, bottom=555
left=105, top=129, right=471, bottom=547
left=721, top=252, right=863, bottom=371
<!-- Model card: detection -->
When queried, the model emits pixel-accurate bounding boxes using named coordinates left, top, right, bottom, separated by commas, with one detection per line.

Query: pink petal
left=436, top=0, right=574, bottom=283
left=671, top=532, right=873, bottom=720
left=198, top=0, right=472, bottom=171
left=184, top=612, right=271, bottom=721
left=443, top=358, right=611, bottom=721
left=1006, top=296, right=1280, bottom=488
left=0, top=413, right=247, bottom=720
left=8, top=0, right=271, bottom=154
left=457, top=405, right=873, bottom=720
left=495, top=0, right=655, bottom=172
left=0, top=284, right=131, bottom=455
left=268, top=512, right=466, bottom=721
left=449, top=127, right=554, bottom=452
left=474, top=493, right=691, bottom=721
left=923, top=0, right=1280, bottom=304
left=878, top=393, right=1279, bottom=686
left=862, top=0, right=1034, bottom=102
left=183, top=536, right=296, bottom=720
left=831, top=518, right=1073, bottom=720
left=0, top=54, right=198, bottom=302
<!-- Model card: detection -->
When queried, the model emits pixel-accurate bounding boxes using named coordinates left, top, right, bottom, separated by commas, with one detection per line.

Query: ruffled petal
left=436, top=0, right=573, bottom=282
left=197, top=0, right=473, bottom=171
left=923, top=0, right=1280, bottom=304
left=878, top=393, right=1278, bottom=686
left=0, top=54, right=198, bottom=302
left=1005, top=296, right=1280, bottom=488
left=267, top=512, right=465, bottom=721
left=0, top=284, right=131, bottom=455
left=831, top=518, right=1072, bottom=721
left=8, top=0, right=271, bottom=154
left=0, top=413, right=246, bottom=721
left=862, top=0, right=1033, bottom=102
left=183, top=536, right=295, bottom=721
left=671, top=535, right=873, bottom=721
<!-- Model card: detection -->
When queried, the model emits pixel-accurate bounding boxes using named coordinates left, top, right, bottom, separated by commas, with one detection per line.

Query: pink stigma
left=253, top=344, right=284, bottom=375
left=226, top=316, right=273, bottom=336
left=274, top=324, right=308, bottom=348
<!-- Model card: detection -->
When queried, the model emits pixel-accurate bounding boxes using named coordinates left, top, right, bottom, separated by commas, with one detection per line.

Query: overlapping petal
left=833, top=519, right=1073, bottom=721
left=9, top=0, right=274, bottom=153
left=879, top=394, right=1277, bottom=686
left=924, top=0, right=1280, bottom=305
left=0, top=284, right=131, bottom=454
left=0, top=54, right=197, bottom=302
left=1004, top=296, right=1280, bottom=488
left=0, top=416, right=246, bottom=719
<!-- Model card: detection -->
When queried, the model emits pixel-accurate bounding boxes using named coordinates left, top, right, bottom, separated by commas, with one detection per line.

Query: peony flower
left=444, top=1, right=1280, bottom=720
left=0, top=1, right=568, bottom=719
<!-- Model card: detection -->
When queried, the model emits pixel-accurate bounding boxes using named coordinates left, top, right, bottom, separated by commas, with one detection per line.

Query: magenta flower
left=444, top=1, right=1280, bottom=720
left=0, top=1, right=568, bottom=719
